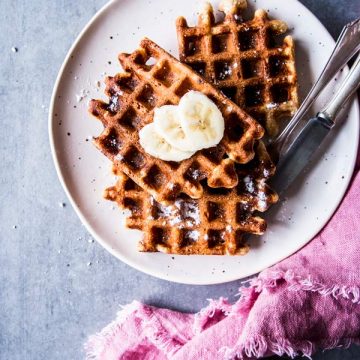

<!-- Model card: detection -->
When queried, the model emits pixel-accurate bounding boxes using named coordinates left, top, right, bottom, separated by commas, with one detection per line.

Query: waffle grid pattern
left=89, top=38, right=264, bottom=204
left=105, top=142, right=278, bottom=255
left=176, top=4, right=298, bottom=137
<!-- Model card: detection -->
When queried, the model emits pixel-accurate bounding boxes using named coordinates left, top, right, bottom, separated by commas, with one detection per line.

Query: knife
left=270, top=18, right=360, bottom=161
left=270, top=52, right=360, bottom=193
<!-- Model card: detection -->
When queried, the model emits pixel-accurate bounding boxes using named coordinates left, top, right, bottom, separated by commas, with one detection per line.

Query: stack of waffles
left=89, top=0, right=298, bottom=255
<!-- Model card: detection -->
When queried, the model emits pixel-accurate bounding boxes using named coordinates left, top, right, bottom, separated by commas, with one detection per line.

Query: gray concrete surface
left=0, top=0, right=359, bottom=359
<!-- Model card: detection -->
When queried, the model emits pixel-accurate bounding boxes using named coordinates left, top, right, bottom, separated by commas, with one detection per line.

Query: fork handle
left=320, top=53, right=360, bottom=120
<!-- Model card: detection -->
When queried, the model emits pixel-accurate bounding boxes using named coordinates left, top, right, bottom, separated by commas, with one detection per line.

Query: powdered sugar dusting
left=266, top=102, right=277, bottom=109
left=257, top=190, right=268, bottom=211
left=188, top=230, right=200, bottom=241
left=189, top=169, right=201, bottom=181
left=183, top=201, right=200, bottom=225
left=169, top=216, right=182, bottom=226
left=108, top=96, right=118, bottom=112
left=109, top=138, right=118, bottom=148
left=218, top=64, right=232, bottom=80
left=154, top=202, right=180, bottom=225
left=161, top=199, right=201, bottom=226
left=114, top=153, right=123, bottom=161
left=244, top=176, right=255, bottom=193
left=158, top=203, right=176, bottom=218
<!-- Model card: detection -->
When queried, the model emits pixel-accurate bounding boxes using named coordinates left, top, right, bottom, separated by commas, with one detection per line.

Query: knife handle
left=320, top=53, right=360, bottom=121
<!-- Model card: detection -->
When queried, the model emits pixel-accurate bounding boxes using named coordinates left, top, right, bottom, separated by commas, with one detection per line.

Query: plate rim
left=48, top=0, right=359, bottom=285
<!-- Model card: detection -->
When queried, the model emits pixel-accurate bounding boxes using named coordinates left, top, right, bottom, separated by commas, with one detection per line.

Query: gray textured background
left=0, top=0, right=359, bottom=359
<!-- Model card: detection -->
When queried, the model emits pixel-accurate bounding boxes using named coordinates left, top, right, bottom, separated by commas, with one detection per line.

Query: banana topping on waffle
left=105, top=142, right=278, bottom=255
left=176, top=0, right=298, bottom=138
left=139, top=90, right=226, bottom=161
left=89, top=38, right=264, bottom=204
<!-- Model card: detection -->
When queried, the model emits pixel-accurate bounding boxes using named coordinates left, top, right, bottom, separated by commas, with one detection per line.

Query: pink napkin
left=86, top=168, right=360, bottom=360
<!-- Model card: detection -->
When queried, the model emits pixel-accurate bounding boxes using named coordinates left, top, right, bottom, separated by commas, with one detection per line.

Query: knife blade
left=270, top=114, right=333, bottom=192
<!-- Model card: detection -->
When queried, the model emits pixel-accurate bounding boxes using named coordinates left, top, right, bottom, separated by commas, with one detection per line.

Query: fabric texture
left=86, top=167, right=360, bottom=360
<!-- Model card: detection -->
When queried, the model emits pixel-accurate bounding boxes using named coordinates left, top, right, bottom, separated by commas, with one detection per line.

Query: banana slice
left=178, top=91, right=224, bottom=151
left=153, top=105, right=193, bottom=151
left=139, top=123, right=195, bottom=162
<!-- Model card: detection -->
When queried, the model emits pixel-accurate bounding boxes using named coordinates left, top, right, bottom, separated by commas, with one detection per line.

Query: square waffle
left=176, top=0, right=298, bottom=138
left=89, top=38, right=264, bottom=204
left=105, top=142, right=278, bottom=255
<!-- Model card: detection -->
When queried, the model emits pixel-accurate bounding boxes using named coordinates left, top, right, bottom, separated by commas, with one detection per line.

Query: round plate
left=49, top=0, right=359, bottom=285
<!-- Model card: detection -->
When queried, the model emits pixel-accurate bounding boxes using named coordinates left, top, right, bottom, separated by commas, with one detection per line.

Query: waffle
left=89, top=38, right=264, bottom=204
left=105, top=142, right=278, bottom=255
left=176, top=0, right=298, bottom=138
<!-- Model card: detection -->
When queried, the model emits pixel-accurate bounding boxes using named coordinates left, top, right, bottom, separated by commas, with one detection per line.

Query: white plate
left=49, top=0, right=359, bottom=285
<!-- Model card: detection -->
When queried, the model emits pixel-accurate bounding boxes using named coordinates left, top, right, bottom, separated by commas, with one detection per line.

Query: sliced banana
left=153, top=105, right=193, bottom=152
left=139, top=123, right=195, bottom=162
left=178, top=91, right=224, bottom=151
